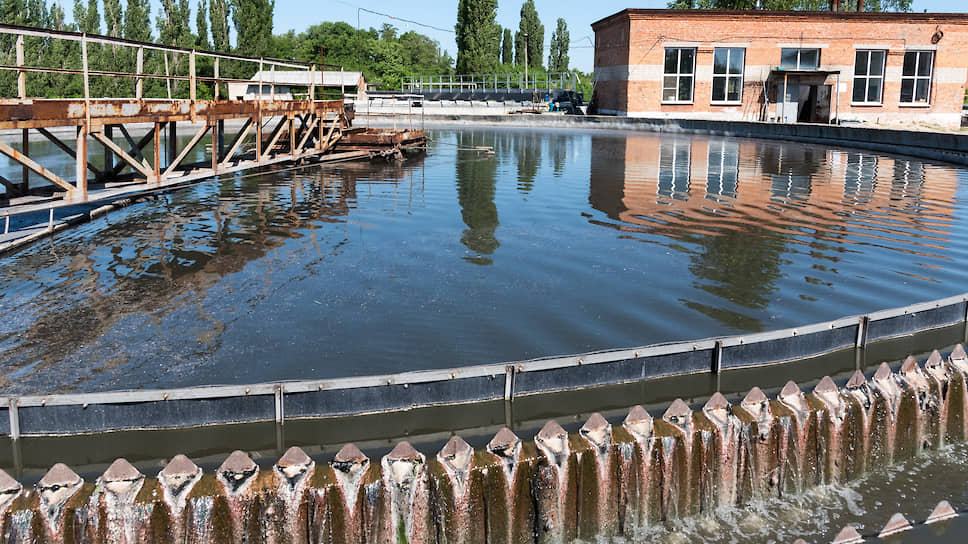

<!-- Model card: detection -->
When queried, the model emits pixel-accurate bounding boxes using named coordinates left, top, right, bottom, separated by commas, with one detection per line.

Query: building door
left=814, top=85, right=832, bottom=123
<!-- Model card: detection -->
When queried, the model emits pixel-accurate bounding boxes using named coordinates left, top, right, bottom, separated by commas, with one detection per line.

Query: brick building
left=591, top=10, right=968, bottom=127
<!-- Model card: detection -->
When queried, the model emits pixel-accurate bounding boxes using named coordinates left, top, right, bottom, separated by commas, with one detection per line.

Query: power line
left=333, top=0, right=456, bottom=34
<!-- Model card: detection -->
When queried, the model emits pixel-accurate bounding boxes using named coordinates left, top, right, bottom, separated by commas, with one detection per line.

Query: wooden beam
left=295, top=116, right=319, bottom=153
left=0, top=140, right=75, bottom=195
left=90, top=131, right=153, bottom=179
left=320, top=115, right=340, bottom=153
left=260, top=116, right=288, bottom=157
left=220, top=120, right=252, bottom=167
left=219, top=117, right=252, bottom=163
left=104, top=124, right=156, bottom=178
left=260, top=117, right=288, bottom=161
left=163, top=124, right=209, bottom=177
left=36, top=128, right=103, bottom=178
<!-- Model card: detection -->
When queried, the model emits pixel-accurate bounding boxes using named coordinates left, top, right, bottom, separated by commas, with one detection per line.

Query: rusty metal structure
left=0, top=24, right=423, bottom=215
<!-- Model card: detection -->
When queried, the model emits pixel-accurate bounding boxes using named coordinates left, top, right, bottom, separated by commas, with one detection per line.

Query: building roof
left=591, top=9, right=968, bottom=30
left=248, top=70, right=363, bottom=87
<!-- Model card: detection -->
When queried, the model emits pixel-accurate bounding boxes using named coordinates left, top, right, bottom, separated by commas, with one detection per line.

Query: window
left=712, top=48, right=745, bottom=103
left=663, top=48, right=695, bottom=103
left=779, top=48, right=820, bottom=70
left=853, top=50, right=885, bottom=104
left=901, top=51, right=933, bottom=104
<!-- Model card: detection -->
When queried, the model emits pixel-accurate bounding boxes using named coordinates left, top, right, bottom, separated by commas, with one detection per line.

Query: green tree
left=209, top=0, right=230, bottom=51
left=157, top=0, right=192, bottom=96
left=502, top=27, right=512, bottom=65
left=232, top=0, right=274, bottom=57
left=123, top=0, right=152, bottom=96
left=455, top=0, right=500, bottom=74
left=196, top=0, right=210, bottom=49
left=514, top=0, right=543, bottom=69
left=548, top=18, right=568, bottom=72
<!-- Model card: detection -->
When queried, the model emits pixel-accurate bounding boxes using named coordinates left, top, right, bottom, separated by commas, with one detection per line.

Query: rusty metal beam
left=90, top=131, right=153, bottom=180
left=0, top=175, right=17, bottom=193
left=36, top=128, right=103, bottom=178
left=163, top=124, right=210, bottom=177
left=0, top=140, right=75, bottom=195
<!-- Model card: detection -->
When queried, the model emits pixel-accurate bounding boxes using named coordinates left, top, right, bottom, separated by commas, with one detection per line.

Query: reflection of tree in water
left=455, top=131, right=500, bottom=264
left=0, top=158, right=423, bottom=394
left=515, top=131, right=541, bottom=194
left=549, top=133, right=568, bottom=177
left=683, top=226, right=788, bottom=331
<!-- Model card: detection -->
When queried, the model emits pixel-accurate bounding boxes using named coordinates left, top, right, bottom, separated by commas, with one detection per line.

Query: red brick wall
left=592, top=10, right=968, bottom=127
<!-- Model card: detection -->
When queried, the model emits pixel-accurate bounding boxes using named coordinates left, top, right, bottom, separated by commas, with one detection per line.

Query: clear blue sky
left=274, top=0, right=968, bottom=72
left=70, top=0, right=968, bottom=72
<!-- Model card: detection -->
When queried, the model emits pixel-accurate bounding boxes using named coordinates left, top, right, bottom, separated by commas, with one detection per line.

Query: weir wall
left=2, top=348, right=968, bottom=543
left=2, top=293, right=965, bottom=438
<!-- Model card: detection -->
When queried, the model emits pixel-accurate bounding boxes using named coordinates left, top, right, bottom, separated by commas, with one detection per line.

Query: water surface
left=1, top=127, right=967, bottom=394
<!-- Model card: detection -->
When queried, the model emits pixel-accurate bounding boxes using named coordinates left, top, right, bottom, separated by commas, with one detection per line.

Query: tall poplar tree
left=196, top=0, right=210, bottom=48
left=548, top=18, right=568, bottom=72
left=501, top=27, right=512, bottom=65
left=232, top=0, right=274, bottom=57
left=157, top=0, right=192, bottom=96
left=455, top=0, right=500, bottom=74
left=209, top=0, right=230, bottom=51
left=514, top=0, right=543, bottom=69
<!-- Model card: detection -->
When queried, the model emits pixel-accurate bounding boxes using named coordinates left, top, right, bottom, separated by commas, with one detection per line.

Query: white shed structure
left=227, top=70, right=364, bottom=101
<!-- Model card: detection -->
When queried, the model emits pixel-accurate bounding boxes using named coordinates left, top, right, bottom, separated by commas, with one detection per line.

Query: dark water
left=1, top=127, right=967, bottom=394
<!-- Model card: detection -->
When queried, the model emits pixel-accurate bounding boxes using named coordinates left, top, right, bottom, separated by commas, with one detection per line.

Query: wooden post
left=217, top=119, right=225, bottom=160
left=82, top=35, right=90, bottom=127
left=153, top=121, right=161, bottom=183
left=136, top=46, right=144, bottom=99
left=167, top=122, right=177, bottom=171
left=21, top=129, right=28, bottom=194
left=211, top=121, right=218, bottom=173
left=164, top=52, right=172, bottom=99
left=76, top=125, right=87, bottom=199
left=257, top=60, right=264, bottom=161
left=103, top=125, right=114, bottom=178
left=16, top=35, right=25, bottom=100
left=309, top=64, right=316, bottom=102
left=289, top=114, right=295, bottom=156
left=189, top=50, right=197, bottom=102
left=270, top=65, right=275, bottom=99
left=214, top=57, right=220, bottom=100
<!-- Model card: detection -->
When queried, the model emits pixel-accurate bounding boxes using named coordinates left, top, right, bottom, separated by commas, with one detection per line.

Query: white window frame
left=900, top=50, right=933, bottom=105
left=852, top=49, right=886, bottom=105
left=779, top=48, right=820, bottom=70
left=662, top=48, right=696, bottom=104
left=712, top=48, right=745, bottom=104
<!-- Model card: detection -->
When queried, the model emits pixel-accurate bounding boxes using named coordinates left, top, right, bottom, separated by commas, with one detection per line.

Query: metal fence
left=0, top=292, right=965, bottom=438
left=402, top=72, right=576, bottom=93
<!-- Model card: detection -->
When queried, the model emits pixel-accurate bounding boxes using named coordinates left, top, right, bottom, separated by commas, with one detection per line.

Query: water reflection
left=455, top=131, right=500, bottom=264
left=0, top=129, right=966, bottom=394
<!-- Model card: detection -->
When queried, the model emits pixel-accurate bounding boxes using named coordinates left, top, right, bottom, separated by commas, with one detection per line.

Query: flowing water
left=1, top=127, right=968, bottom=395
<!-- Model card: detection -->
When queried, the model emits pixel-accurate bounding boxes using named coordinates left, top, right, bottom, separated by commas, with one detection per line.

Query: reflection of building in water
left=588, top=134, right=960, bottom=326
left=589, top=134, right=959, bottom=246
